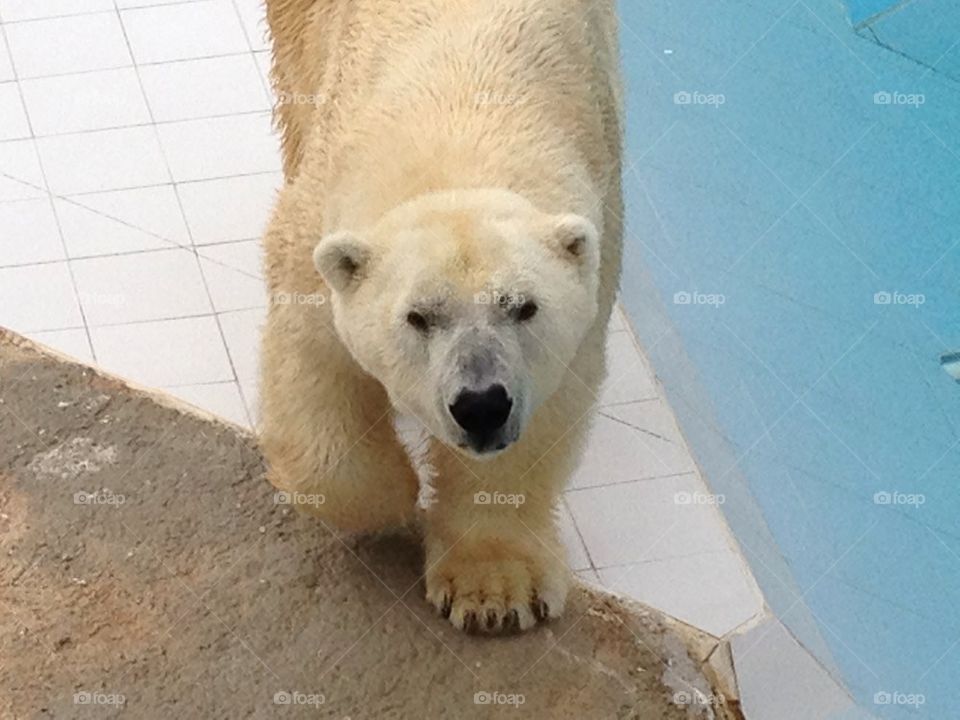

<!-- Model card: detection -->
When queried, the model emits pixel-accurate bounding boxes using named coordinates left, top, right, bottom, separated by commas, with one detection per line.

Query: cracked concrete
left=0, top=330, right=742, bottom=719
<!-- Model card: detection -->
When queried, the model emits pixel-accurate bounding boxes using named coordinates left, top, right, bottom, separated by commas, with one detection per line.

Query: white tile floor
left=0, top=0, right=762, bottom=640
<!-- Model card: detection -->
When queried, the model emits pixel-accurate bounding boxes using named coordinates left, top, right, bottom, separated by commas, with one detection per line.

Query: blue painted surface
left=858, top=0, right=960, bottom=82
left=617, top=1, right=960, bottom=717
left=845, top=0, right=902, bottom=25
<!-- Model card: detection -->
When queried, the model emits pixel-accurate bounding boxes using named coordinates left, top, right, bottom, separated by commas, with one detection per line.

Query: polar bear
left=260, top=0, right=624, bottom=634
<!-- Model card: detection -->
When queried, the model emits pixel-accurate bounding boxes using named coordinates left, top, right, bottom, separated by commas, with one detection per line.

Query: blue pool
left=617, top=1, right=959, bottom=717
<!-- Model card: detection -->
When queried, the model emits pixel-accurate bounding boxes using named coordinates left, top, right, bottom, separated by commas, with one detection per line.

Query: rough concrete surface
left=0, top=330, right=740, bottom=719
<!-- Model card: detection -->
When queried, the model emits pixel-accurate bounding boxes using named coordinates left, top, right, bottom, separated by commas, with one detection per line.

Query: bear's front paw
left=425, top=547, right=569, bottom=635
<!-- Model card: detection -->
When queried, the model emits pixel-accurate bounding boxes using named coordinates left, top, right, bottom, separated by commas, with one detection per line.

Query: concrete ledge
left=0, top=330, right=741, bottom=719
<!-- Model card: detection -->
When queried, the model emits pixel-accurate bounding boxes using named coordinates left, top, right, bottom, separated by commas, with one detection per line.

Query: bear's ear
left=548, top=214, right=600, bottom=273
left=313, top=231, right=370, bottom=293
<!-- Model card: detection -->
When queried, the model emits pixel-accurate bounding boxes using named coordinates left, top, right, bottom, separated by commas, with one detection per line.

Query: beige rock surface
left=0, top=331, right=739, bottom=719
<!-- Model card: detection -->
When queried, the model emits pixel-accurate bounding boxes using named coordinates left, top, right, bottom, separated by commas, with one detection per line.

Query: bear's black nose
left=449, top=384, right=513, bottom=438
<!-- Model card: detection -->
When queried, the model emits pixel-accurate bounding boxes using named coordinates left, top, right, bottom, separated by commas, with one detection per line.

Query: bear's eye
left=514, top=300, right=539, bottom=322
left=406, top=311, right=430, bottom=333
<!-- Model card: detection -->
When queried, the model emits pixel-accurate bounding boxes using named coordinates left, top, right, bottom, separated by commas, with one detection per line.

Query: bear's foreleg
left=259, top=302, right=420, bottom=535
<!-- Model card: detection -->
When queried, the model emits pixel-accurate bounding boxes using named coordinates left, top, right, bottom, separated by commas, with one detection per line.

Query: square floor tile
left=20, top=68, right=150, bottom=136
left=732, top=619, right=855, bottom=720
left=0, top=199, right=65, bottom=265
left=600, top=330, right=658, bottom=405
left=0, top=82, right=30, bottom=141
left=569, top=400, right=695, bottom=489
left=218, top=306, right=265, bottom=383
left=90, top=315, right=233, bottom=386
left=0, top=262, right=83, bottom=331
left=24, top=328, right=93, bottom=364
left=598, top=550, right=763, bottom=636
left=139, top=55, right=269, bottom=123
left=71, top=249, right=211, bottom=325
left=565, top=474, right=732, bottom=567
left=38, top=126, right=169, bottom=195
left=198, top=241, right=266, bottom=312
left=163, top=381, right=251, bottom=427
left=178, top=172, right=280, bottom=244
left=0, top=0, right=115, bottom=21
left=56, top=185, right=189, bottom=257
left=5, top=12, right=131, bottom=78
left=120, top=0, right=248, bottom=64
left=0, top=139, right=45, bottom=201
left=157, top=112, right=279, bottom=182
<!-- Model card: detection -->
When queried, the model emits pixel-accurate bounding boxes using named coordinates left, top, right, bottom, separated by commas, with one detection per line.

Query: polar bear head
left=314, top=188, right=600, bottom=458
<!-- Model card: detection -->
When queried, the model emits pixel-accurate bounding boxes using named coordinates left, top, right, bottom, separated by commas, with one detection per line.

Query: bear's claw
left=425, top=555, right=568, bottom=636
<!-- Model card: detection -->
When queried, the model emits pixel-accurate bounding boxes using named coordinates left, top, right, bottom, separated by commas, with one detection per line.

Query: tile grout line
left=565, top=469, right=696, bottom=494
left=600, top=396, right=660, bottom=408
left=161, top=378, right=249, bottom=390
left=113, top=0, right=254, bottom=428
left=0, top=18, right=99, bottom=364
left=561, top=495, right=599, bottom=573
left=228, top=0, right=274, bottom=102
left=10, top=107, right=274, bottom=141
left=227, top=0, right=272, bottom=427
left=15, top=307, right=267, bottom=337
left=0, top=48, right=267, bottom=83
left=0, top=194, right=267, bottom=281
left=0, top=240, right=264, bottom=281
left=0, top=0, right=209, bottom=27
left=0, top=165, right=274, bottom=281
left=0, top=167, right=279, bottom=195
left=593, top=547, right=745, bottom=573
left=598, top=406, right=675, bottom=443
